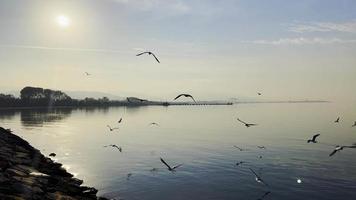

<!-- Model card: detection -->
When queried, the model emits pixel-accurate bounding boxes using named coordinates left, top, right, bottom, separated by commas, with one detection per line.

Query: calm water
left=1, top=103, right=356, bottom=200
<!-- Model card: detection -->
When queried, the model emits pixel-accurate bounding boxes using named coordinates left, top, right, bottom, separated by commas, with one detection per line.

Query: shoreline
left=0, top=100, right=331, bottom=110
left=0, top=127, right=109, bottom=200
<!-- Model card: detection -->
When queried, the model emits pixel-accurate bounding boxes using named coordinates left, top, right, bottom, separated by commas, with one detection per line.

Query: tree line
left=0, top=86, right=128, bottom=108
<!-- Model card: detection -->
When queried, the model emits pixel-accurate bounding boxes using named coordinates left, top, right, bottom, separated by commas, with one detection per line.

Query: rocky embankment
left=0, top=127, right=108, bottom=200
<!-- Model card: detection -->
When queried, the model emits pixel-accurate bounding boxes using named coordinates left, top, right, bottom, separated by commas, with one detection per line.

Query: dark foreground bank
left=0, top=127, right=109, bottom=200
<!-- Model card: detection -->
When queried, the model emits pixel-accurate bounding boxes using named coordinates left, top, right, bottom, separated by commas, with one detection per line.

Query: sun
left=56, top=15, right=70, bottom=28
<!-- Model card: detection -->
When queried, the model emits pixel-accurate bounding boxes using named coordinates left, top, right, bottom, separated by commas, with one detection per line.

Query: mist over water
left=1, top=103, right=356, bottom=200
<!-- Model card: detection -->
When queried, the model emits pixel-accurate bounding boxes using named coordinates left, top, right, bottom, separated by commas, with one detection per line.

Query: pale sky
left=0, top=0, right=356, bottom=102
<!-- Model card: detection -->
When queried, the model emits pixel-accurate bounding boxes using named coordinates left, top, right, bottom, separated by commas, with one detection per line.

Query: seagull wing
left=248, top=123, right=258, bottom=126
left=237, top=118, right=247, bottom=125
left=312, top=134, right=320, bottom=141
left=160, top=157, right=172, bottom=170
left=233, top=145, right=243, bottom=151
left=174, top=94, right=184, bottom=100
left=187, top=95, right=196, bottom=103
left=136, top=52, right=149, bottom=56
left=172, top=164, right=183, bottom=170
left=249, top=168, right=260, bottom=178
left=151, top=53, right=160, bottom=63
left=261, top=191, right=271, bottom=199
left=329, top=149, right=338, bottom=156
left=118, top=118, right=122, bottom=123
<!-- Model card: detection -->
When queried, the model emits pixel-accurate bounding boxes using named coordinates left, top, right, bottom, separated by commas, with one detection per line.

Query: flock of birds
left=98, top=109, right=356, bottom=200
left=78, top=50, right=356, bottom=199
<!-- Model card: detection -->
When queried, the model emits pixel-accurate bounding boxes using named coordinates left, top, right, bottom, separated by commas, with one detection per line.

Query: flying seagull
left=307, top=134, right=320, bottom=143
left=237, top=118, right=258, bottom=127
left=236, top=161, right=246, bottom=166
left=173, top=94, right=196, bottom=103
left=127, top=173, right=132, bottom=180
left=149, top=122, right=160, bottom=126
left=257, top=92, right=262, bottom=96
left=257, top=191, right=271, bottom=200
left=257, top=146, right=266, bottom=149
left=329, top=144, right=356, bottom=157
left=334, top=117, right=340, bottom=123
left=249, top=168, right=268, bottom=186
left=118, top=118, right=122, bottom=123
left=150, top=168, right=159, bottom=172
left=107, top=125, right=119, bottom=131
left=233, top=145, right=245, bottom=151
left=352, top=121, right=356, bottom=127
left=49, top=153, right=56, bottom=157
left=136, top=51, right=160, bottom=63
left=84, top=72, right=91, bottom=76
left=104, top=144, right=122, bottom=152
left=160, top=157, right=183, bottom=171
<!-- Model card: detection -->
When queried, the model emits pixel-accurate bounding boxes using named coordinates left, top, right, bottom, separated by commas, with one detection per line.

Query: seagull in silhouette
left=173, top=94, right=196, bottom=103
left=104, top=144, right=122, bottom=152
left=107, top=125, right=119, bottom=131
left=84, top=72, right=91, bottom=76
left=257, top=92, right=262, bottom=96
left=136, top=51, right=160, bottom=63
left=257, top=191, right=271, bottom=200
left=334, top=117, right=340, bottom=123
left=250, top=168, right=268, bottom=186
left=329, top=144, right=356, bottom=157
left=237, top=118, right=257, bottom=127
left=236, top=161, right=246, bottom=166
left=257, top=146, right=266, bottom=149
left=233, top=145, right=245, bottom=151
left=160, top=157, right=183, bottom=171
left=118, top=118, right=122, bottom=123
left=149, top=122, right=159, bottom=126
left=352, top=121, right=356, bottom=127
left=49, top=153, right=56, bottom=157
left=307, top=134, right=320, bottom=143
left=150, top=168, right=159, bottom=172
left=127, top=173, right=132, bottom=180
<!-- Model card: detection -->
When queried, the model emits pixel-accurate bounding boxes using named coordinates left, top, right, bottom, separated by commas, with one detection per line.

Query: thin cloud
left=112, top=0, right=191, bottom=14
left=245, top=37, right=356, bottom=45
left=0, top=44, right=131, bottom=54
left=289, top=21, right=356, bottom=33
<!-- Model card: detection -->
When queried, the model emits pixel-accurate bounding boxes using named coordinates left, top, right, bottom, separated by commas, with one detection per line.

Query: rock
left=0, top=127, right=110, bottom=200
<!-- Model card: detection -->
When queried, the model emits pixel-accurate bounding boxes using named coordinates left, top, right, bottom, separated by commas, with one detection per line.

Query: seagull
left=307, top=134, right=320, bottom=143
left=237, top=118, right=258, bottom=127
left=118, top=118, right=123, bottom=123
left=49, top=153, right=56, bottom=157
left=334, top=117, right=340, bottom=123
left=150, top=168, right=159, bottom=172
left=107, top=125, right=119, bottom=131
left=173, top=94, right=196, bottom=103
left=104, top=144, right=122, bottom=152
left=149, top=122, right=159, bottom=126
left=160, top=157, right=183, bottom=171
left=329, top=144, right=356, bottom=157
left=233, top=145, right=245, bottom=151
left=236, top=161, right=246, bottom=166
left=127, top=173, right=132, bottom=180
left=136, top=51, right=160, bottom=63
left=257, top=92, right=262, bottom=96
left=257, top=191, right=271, bottom=200
left=249, top=168, right=268, bottom=186
left=352, top=121, right=356, bottom=127
left=257, top=146, right=266, bottom=149
left=84, top=72, right=91, bottom=76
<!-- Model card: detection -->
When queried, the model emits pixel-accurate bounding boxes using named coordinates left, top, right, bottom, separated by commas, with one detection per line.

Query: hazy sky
left=0, top=0, right=356, bottom=101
